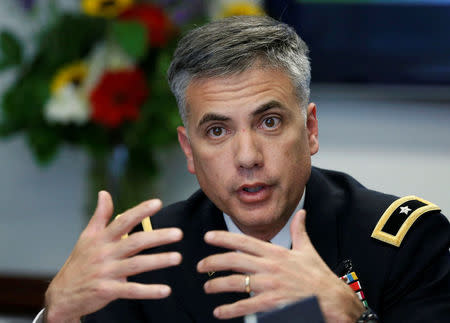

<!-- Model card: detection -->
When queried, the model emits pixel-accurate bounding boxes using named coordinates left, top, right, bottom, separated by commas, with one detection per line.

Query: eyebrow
left=251, top=100, right=284, bottom=117
left=197, top=100, right=285, bottom=128
left=198, top=113, right=231, bottom=128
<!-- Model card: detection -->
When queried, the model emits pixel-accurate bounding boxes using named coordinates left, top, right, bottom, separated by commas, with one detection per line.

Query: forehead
left=185, top=67, right=299, bottom=123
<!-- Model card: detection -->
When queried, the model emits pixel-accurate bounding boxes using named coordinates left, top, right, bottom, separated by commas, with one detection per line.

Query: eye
left=260, top=116, right=281, bottom=130
left=207, top=126, right=226, bottom=138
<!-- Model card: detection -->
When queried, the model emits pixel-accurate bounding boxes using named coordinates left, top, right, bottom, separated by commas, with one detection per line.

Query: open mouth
left=242, top=186, right=264, bottom=193
left=237, top=183, right=273, bottom=203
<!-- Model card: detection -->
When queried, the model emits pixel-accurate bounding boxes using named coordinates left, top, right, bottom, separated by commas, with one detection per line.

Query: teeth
left=244, top=186, right=263, bottom=193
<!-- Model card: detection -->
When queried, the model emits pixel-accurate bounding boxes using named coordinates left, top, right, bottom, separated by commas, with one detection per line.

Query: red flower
left=120, top=4, right=175, bottom=47
left=90, top=69, right=148, bottom=128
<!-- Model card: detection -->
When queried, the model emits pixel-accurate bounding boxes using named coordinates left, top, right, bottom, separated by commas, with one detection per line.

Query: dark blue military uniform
left=84, top=167, right=450, bottom=322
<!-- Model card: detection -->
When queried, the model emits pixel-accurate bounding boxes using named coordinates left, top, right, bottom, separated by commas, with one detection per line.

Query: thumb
left=86, top=191, right=114, bottom=233
left=290, top=209, right=311, bottom=250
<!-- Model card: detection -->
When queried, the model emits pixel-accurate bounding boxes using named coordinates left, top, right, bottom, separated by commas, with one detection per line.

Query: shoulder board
left=371, top=196, right=440, bottom=247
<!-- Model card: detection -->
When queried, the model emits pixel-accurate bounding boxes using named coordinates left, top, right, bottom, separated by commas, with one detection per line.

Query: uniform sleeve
left=380, top=212, right=450, bottom=322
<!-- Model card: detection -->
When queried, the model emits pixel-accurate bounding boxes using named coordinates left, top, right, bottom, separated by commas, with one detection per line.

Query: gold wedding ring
left=244, top=275, right=251, bottom=293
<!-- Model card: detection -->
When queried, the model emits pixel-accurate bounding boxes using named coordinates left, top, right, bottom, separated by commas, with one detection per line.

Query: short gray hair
left=167, top=15, right=311, bottom=125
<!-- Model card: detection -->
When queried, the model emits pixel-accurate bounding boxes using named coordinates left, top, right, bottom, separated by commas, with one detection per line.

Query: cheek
left=273, top=134, right=310, bottom=176
left=193, top=148, right=228, bottom=184
left=281, top=133, right=307, bottom=158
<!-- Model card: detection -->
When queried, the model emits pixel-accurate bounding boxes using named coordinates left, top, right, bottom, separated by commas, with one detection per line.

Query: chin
left=234, top=208, right=280, bottom=228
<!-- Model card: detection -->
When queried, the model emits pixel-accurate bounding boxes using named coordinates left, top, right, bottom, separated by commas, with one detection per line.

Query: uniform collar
left=223, top=189, right=305, bottom=248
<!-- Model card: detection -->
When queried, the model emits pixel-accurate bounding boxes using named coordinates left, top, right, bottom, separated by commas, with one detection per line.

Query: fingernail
left=169, top=229, right=182, bottom=239
left=170, top=253, right=181, bottom=264
left=147, top=199, right=162, bottom=209
left=204, top=231, right=215, bottom=241
left=203, top=281, right=209, bottom=290
left=213, top=308, right=221, bottom=318
left=160, top=286, right=171, bottom=296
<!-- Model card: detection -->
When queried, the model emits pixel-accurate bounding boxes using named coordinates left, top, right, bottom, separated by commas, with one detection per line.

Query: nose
left=233, top=130, right=263, bottom=170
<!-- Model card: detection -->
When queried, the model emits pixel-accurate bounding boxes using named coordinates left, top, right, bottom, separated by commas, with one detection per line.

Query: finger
left=213, top=293, right=280, bottom=320
left=204, top=274, right=248, bottom=294
left=204, top=273, right=275, bottom=295
left=116, top=281, right=172, bottom=300
left=106, top=199, right=162, bottom=240
left=197, top=252, right=268, bottom=274
left=203, top=231, right=283, bottom=257
left=115, top=228, right=183, bottom=258
left=290, top=209, right=311, bottom=250
left=86, top=191, right=114, bottom=234
left=115, top=252, right=182, bottom=277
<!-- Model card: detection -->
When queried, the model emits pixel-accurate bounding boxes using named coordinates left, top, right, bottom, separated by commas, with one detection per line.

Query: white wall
left=311, top=84, right=450, bottom=212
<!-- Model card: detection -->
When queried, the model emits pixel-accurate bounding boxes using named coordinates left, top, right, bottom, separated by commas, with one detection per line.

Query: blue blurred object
left=18, top=0, right=35, bottom=11
left=245, top=297, right=325, bottom=323
left=265, top=0, right=450, bottom=84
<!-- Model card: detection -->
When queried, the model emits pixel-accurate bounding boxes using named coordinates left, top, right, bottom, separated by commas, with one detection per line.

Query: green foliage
left=26, top=124, right=61, bottom=164
left=0, top=31, right=23, bottom=70
left=111, top=21, right=148, bottom=60
left=0, top=14, right=109, bottom=164
left=1, top=74, right=50, bottom=135
left=35, top=14, right=107, bottom=72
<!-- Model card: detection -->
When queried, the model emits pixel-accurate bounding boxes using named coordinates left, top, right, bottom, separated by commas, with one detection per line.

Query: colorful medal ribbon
left=339, top=271, right=369, bottom=309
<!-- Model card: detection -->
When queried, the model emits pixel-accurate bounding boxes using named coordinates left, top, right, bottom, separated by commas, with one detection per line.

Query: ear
left=177, top=126, right=196, bottom=174
left=306, top=102, right=319, bottom=156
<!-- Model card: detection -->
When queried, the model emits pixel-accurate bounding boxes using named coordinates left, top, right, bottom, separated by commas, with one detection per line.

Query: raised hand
left=197, top=210, right=364, bottom=322
left=44, top=191, right=183, bottom=323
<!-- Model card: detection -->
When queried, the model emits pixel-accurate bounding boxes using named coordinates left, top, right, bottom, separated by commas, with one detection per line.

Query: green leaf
left=0, top=31, right=23, bottom=68
left=0, top=121, right=19, bottom=137
left=26, top=125, right=61, bottom=164
left=111, top=21, right=148, bottom=60
left=34, top=14, right=107, bottom=73
left=1, top=74, right=50, bottom=128
left=0, top=61, right=10, bottom=71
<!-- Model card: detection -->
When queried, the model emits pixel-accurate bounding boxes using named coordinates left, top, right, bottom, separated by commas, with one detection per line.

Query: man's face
left=177, top=66, right=318, bottom=237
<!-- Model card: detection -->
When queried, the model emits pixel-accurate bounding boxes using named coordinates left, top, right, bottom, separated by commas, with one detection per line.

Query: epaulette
left=371, top=196, right=440, bottom=247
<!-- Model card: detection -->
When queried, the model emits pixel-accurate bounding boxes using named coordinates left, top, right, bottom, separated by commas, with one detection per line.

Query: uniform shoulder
left=346, top=178, right=446, bottom=248
left=311, top=167, right=447, bottom=247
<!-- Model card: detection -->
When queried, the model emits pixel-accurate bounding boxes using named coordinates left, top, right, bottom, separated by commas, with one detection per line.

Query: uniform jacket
left=84, top=167, right=450, bottom=322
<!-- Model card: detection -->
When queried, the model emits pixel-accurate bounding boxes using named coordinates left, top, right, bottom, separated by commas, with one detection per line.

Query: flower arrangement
left=0, top=0, right=265, bottom=211
left=0, top=0, right=205, bottom=165
left=0, top=0, right=208, bottom=210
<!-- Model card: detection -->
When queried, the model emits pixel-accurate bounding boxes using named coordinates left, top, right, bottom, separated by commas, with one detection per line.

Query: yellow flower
left=51, top=62, right=88, bottom=94
left=81, top=0, right=134, bottom=18
left=220, top=1, right=265, bottom=18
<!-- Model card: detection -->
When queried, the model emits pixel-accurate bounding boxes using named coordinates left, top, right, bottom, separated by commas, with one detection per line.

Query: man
left=38, top=16, right=449, bottom=322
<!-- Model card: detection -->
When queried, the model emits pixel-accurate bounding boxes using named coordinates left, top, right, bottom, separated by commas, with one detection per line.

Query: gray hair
left=167, top=15, right=311, bottom=125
